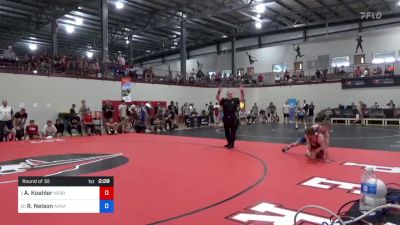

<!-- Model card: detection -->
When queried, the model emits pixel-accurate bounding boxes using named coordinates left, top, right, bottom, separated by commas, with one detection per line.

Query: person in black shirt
left=308, top=102, right=315, bottom=123
left=70, top=104, right=77, bottom=117
left=55, top=119, right=65, bottom=137
left=216, top=84, right=245, bottom=149
left=67, top=115, right=82, bottom=136
left=102, top=100, right=115, bottom=121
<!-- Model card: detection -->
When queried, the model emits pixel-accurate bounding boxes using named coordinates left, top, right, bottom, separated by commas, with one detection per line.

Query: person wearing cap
left=216, top=84, right=245, bottom=149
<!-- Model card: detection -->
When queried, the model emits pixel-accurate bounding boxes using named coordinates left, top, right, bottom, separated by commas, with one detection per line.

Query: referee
left=216, top=84, right=245, bottom=149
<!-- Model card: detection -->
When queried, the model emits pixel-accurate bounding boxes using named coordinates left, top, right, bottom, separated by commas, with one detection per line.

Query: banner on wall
left=287, top=98, right=297, bottom=122
left=341, top=76, right=400, bottom=89
left=121, top=77, right=132, bottom=102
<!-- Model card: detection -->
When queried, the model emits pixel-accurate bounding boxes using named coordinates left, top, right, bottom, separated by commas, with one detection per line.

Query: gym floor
left=168, top=123, right=400, bottom=151
left=0, top=124, right=399, bottom=225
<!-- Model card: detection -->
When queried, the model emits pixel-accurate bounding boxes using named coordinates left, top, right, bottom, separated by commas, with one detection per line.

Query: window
left=331, top=56, right=350, bottom=67
left=372, top=51, right=395, bottom=64
left=272, top=63, right=287, bottom=72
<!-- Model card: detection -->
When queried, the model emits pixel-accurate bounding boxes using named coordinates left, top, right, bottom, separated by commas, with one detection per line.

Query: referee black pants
left=223, top=117, right=238, bottom=146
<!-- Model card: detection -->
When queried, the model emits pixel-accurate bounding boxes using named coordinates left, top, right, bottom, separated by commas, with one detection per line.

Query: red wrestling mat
left=0, top=134, right=399, bottom=225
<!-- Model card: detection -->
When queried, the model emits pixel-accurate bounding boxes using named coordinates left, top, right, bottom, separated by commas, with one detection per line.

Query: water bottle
left=359, top=167, right=378, bottom=214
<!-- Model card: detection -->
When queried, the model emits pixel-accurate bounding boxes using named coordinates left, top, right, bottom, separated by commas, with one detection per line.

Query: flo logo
left=0, top=153, right=129, bottom=184
left=360, top=11, right=382, bottom=20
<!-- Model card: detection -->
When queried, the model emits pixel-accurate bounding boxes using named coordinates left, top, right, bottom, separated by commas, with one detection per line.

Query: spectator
left=308, top=101, right=315, bottom=123
left=257, top=74, right=264, bottom=85
left=83, top=111, right=95, bottom=136
left=79, top=100, right=90, bottom=119
left=295, top=106, right=306, bottom=130
left=25, top=120, right=41, bottom=140
left=302, top=100, right=309, bottom=121
left=102, top=100, right=115, bottom=122
left=13, top=108, right=27, bottom=140
left=315, top=69, right=321, bottom=80
left=387, top=100, right=395, bottom=109
left=251, top=103, right=259, bottom=120
left=42, top=120, right=57, bottom=139
left=70, top=104, right=77, bottom=117
left=0, top=100, right=13, bottom=142
left=371, top=102, right=380, bottom=109
left=267, top=102, right=276, bottom=123
left=208, top=102, right=214, bottom=124
left=282, top=101, right=290, bottom=124
left=68, top=115, right=82, bottom=136
left=354, top=66, right=363, bottom=77
left=118, top=100, right=128, bottom=122
left=4, top=46, right=16, bottom=62
left=55, top=119, right=65, bottom=137
left=284, top=70, right=290, bottom=81
left=275, top=74, right=281, bottom=84
left=239, top=108, right=247, bottom=125
left=134, top=106, right=148, bottom=133
left=374, top=66, right=383, bottom=76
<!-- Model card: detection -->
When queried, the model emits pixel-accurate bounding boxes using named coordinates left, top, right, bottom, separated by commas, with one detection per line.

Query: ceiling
left=0, top=0, right=399, bottom=61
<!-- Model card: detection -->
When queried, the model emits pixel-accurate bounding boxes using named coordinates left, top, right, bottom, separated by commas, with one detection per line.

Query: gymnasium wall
left=142, top=19, right=400, bottom=75
left=0, top=73, right=256, bottom=126
left=1, top=73, right=399, bottom=127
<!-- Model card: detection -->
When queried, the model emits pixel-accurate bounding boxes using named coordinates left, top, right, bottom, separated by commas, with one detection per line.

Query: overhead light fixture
left=255, top=4, right=265, bottom=14
left=29, top=43, right=37, bottom=51
left=75, top=17, right=83, bottom=25
left=33, top=70, right=38, bottom=74
left=256, top=14, right=261, bottom=19
left=174, top=41, right=178, bottom=45
left=255, top=21, right=262, bottom=29
left=116, top=1, right=124, bottom=9
left=86, top=51, right=93, bottom=58
left=29, top=37, right=37, bottom=40
left=78, top=6, right=82, bottom=10
left=146, top=50, right=151, bottom=53
left=65, top=25, right=75, bottom=33
left=126, top=40, right=130, bottom=44
left=222, top=35, right=228, bottom=38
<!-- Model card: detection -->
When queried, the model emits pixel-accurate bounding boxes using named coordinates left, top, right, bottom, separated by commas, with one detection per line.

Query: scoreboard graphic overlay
left=18, top=176, right=114, bottom=213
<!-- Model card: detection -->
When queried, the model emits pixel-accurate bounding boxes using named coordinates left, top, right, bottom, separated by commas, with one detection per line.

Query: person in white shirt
left=42, top=120, right=57, bottom=139
left=118, top=100, right=128, bottom=121
left=282, top=101, right=290, bottom=124
left=0, top=100, right=13, bottom=142
left=4, top=46, right=16, bottom=62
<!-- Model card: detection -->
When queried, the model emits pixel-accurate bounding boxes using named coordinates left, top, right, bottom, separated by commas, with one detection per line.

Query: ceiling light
left=116, top=1, right=124, bottom=9
left=257, top=14, right=261, bottom=19
left=255, top=21, right=262, bottom=29
left=146, top=50, right=151, bottom=53
left=126, top=40, right=130, bottom=44
left=398, top=0, right=400, bottom=6
left=255, top=4, right=265, bottom=14
left=78, top=6, right=82, bottom=9
left=75, top=17, right=83, bottom=25
left=29, top=37, right=37, bottom=40
left=29, top=43, right=37, bottom=51
left=222, top=35, right=228, bottom=38
left=66, top=25, right=75, bottom=33
left=86, top=51, right=93, bottom=58
left=174, top=42, right=178, bottom=45
left=33, top=70, right=37, bottom=74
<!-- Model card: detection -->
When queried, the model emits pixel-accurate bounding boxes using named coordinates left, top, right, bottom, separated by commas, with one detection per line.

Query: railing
left=1, top=59, right=399, bottom=88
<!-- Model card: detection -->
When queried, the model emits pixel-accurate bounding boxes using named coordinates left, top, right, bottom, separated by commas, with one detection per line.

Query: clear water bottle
left=359, top=167, right=378, bottom=214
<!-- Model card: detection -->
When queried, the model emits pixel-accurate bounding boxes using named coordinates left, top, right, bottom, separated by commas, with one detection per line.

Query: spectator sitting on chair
left=55, top=119, right=64, bottom=137
left=374, top=66, right=383, bottom=76
left=68, top=115, right=82, bottom=136
left=284, top=70, right=290, bottom=82
left=105, top=118, right=118, bottom=135
left=251, top=103, right=259, bottom=122
left=42, top=120, right=57, bottom=139
left=387, top=100, right=395, bottom=109
left=83, top=111, right=95, bottom=136
left=25, top=120, right=41, bottom=140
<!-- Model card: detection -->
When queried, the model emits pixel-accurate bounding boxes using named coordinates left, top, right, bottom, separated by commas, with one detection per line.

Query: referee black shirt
left=220, top=98, right=240, bottom=119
